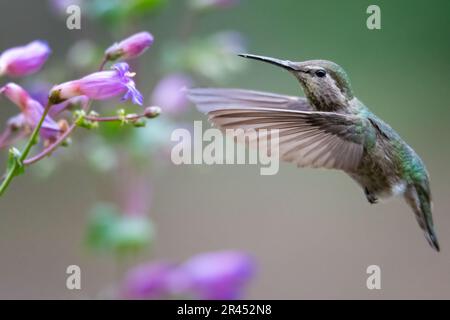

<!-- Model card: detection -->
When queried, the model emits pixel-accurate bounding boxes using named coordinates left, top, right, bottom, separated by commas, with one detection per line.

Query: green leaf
left=87, top=0, right=167, bottom=25
left=87, top=0, right=125, bottom=24
left=85, top=203, right=121, bottom=251
left=110, top=215, right=154, bottom=254
left=85, top=202, right=154, bottom=255
left=125, top=0, right=167, bottom=16
left=131, top=118, right=147, bottom=127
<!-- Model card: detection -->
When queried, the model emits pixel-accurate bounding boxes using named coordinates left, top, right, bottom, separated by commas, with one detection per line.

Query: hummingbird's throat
left=300, top=78, right=350, bottom=112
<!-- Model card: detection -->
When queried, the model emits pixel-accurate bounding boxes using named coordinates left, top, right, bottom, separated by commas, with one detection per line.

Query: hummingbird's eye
left=315, top=70, right=326, bottom=78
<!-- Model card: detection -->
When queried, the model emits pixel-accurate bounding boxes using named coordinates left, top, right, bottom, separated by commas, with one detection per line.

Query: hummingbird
left=187, top=53, right=439, bottom=251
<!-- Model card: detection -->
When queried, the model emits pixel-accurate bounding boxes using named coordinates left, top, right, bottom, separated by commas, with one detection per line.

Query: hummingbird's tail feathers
left=186, top=88, right=312, bottom=114
left=425, top=228, right=440, bottom=252
left=405, top=184, right=440, bottom=252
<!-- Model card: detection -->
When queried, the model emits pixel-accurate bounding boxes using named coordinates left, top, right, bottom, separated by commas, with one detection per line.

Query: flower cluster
left=1, top=0, right=253, bottom=300
left=0, top=31, right=155, bottom=194
left=71, top=0, right=251, bottom=300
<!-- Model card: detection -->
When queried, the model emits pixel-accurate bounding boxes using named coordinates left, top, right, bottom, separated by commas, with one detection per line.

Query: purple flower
left=27, top=81, right=52, bottom=107
left=49, top=62, right=143, bottom=105
left=6, top=113, right=26, bottom=130
left=151, top=73, right=193, bottom=115
left=123, top=262, right=175, bottom=299
left=122, top=251, right=255, bottom=300
left=0, top=83, right=61, bottom=141
left=105, top=32, right=154, bottom=61
left=27, top=81, right=88, bottom=117
left=0, top=41, right=51, bottom=77
left=175, top=251, right=255, bottom=299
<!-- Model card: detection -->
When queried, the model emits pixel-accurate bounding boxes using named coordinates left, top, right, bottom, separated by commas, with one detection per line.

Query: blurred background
left=0, top=0, right=449, bottom=299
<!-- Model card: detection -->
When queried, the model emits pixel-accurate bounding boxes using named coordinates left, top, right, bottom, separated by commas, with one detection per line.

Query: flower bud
left=0, top=41, right=51, bottom=77
left=74, top=110, right=98, bottom=130
left=144, top=106, right=161, bottom=118
left=131, top=118, right=146, bottom=128
left=105, top=32, right=154, bottom=61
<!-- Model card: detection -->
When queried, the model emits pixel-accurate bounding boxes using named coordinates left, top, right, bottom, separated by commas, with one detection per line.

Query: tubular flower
left=0, top=41, right=51, bottom=77
left=0, top=83, right=61, bottom=140
left=122, top=251, right=255, bottom=299
left=49, top=62, right=143, bottom=105
left=27, top=81, right=89, bottom=117
left=123, top=262, right=175, bottom=299
left=173, top=251, right=256, bottom=299
left=105, top=32, right=154, bottom=61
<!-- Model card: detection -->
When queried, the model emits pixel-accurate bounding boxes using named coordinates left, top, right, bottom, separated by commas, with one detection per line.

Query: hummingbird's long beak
left=238, top=53, right=299, bottom=71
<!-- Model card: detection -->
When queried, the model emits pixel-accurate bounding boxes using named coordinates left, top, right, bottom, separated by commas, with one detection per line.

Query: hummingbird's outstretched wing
left=187, top=88, right=370, bottom=171
left=186, top=88, right=313, bottom=113
left=206, top=108, right=368, bottom=171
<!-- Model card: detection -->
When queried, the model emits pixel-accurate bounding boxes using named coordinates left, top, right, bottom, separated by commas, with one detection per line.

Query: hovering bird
left=187, top=53, right=439, bottom=251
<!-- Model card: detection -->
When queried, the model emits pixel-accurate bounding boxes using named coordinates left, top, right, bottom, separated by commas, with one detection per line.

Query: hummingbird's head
left=238, top=53, right=354, bottom=111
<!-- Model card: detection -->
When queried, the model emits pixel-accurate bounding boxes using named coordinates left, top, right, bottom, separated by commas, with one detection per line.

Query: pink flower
left=123, top=262, right=175, bottom=299
left=49, top=62, right=143, bottom=105
left=27, top=81, right=89, bottom=117
left=0, top=41, right=51, bottom=77
left=105, top=32, right=154, bottom=61
left=122, top=251, right=255, bottom=299
left=0, top=83, right=61, bottom=140
left=174, top=251, right=255, bottom=299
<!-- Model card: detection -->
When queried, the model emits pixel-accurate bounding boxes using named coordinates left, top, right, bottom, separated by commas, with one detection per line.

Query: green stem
left=0, top=102, right=52, bottom=196
left=0, top=163, right=17, bottom=197
left=98, top=57, right=108, bottom=72
left=20, top=103, right=52, bottom=162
